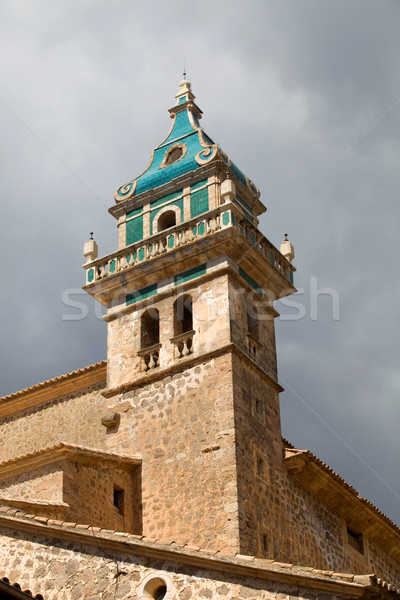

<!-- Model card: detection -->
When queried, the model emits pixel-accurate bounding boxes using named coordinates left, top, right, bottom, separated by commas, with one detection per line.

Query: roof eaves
left=283, top=441, right=400, bottom=549
left=1, top=505, right=397, bottom=596
left=0, top=361, right=107, bottom=418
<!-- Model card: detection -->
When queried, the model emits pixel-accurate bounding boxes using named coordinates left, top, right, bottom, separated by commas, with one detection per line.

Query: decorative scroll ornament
left=114, top=179, right=137, bottom=203
left=195, top=144, right=218, bottom=165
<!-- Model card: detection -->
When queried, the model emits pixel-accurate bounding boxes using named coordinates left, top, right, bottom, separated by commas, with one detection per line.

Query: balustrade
left=84, top=204, right=294, bottom=286
left=137, top=343, right=161, bottom=372
left=170, top=330, right=195, bottom=359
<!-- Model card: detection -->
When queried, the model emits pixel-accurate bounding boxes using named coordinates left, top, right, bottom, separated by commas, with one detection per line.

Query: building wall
left=231, top=354, right=400, bottom=587
left=228, top=273, right=278, bottom=380
left=106, top=272, right=232, bottom=391
left=105, top=354, right=240, bottom=553
left=62, top=461, right=139, bottom=534
left=0, top=463, right=64, bottom=502
left=0, top=458, right=139, bottom=534
left=0, top=274, right=398, bottom=584
left=368, top=540, right=400, bottom=590
left=0, top=525, right=361, bottom=600
left=0, top=385, right=107, bottom=463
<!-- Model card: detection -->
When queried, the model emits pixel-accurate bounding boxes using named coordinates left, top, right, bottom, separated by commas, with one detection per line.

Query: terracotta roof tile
left=0, top=501, right=399, bottom=596
left=283, top=437, right=400, bottom=538
left=0, top=576, right=44, bottom=599
left=0, top=360, right=107, bottom=403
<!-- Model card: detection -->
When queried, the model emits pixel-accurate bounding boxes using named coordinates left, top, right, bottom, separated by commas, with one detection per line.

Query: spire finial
left=183, top=61, right=186, bottom=80
left=90, top=232, right=94, bottom=240
left=284, top=233, right=288, bottom=241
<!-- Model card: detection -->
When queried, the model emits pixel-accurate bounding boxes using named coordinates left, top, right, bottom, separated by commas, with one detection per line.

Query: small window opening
left=174, top=295, right=193, bottom=335
left=165, top=146, right=183, bottom=165
left=157, top=210, right=176, bottom=232
left=154, top=586, right=167, bottom=600
left=141, top=308, right=160, bottom=349
left=256, top=455, right=264, bottom=476
left=255, top=398, right=262, bottom=415
left=113, top=486, right=124, bottom=514
left=142, top=577, right=169, bottom=600
left=347, top=527, right=364, bottom=553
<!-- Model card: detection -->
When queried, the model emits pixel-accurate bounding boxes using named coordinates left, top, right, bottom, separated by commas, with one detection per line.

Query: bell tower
left=83, top=78, right=296, bottom=555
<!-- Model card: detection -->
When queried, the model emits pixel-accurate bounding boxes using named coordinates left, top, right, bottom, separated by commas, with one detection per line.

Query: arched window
left=174, top=295, right=193, bottom=336
left=172, top=295, right=194, bottom=359
left=157, top=210, right=176, bottom=232
left=141, top=308, right=160, bottom=349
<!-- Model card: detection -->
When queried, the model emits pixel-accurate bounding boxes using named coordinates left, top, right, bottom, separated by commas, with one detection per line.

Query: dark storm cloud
left=0, top=0, right=399, bottom=525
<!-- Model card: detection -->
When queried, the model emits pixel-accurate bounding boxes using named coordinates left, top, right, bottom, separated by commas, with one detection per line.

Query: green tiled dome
left=114, top=79, right=258, bottom=203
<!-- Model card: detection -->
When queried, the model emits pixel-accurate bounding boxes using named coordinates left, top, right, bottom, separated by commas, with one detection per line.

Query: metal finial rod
left=284, top=233, right=288, bottom=241
left=183, top=60, right=186, bottom=79
left=90, top=232, right=93, bottom=239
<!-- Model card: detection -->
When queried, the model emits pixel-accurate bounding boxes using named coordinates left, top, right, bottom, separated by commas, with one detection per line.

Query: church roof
left=113, top=77, right=259, bottom=204
left=0, top=504, right=399, bottom=597
left=0, top=361, right=106, bottom=418
left=284, top=440, right=400, bottom=559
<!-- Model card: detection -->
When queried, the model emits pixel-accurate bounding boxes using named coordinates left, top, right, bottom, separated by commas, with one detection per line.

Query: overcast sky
left=0, top=0, right=399, bottom=528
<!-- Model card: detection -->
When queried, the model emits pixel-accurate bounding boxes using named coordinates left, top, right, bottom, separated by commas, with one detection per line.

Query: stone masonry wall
left=368, top=540, right=400, bottom=590
left=62, top=461, right=139, bottom=534
left=228, top=273, right=278, bottom=380
left=0, top=463, right=64, bottom=503
left=105, top=354, right=240, bottom=553
left=106, top=273, right=232, bottom=391
left=0, top=525, right=362, bottom=600
left=0, top=458, right=139, bottom=534
left=0, top=385, right=107, bottom=463
left=231, top=354, right=400, bottom=587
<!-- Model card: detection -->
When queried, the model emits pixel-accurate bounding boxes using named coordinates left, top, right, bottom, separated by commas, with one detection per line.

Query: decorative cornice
left=102, top=342, right=282, bottom=398
left=0, top=442, right=141, bottom=480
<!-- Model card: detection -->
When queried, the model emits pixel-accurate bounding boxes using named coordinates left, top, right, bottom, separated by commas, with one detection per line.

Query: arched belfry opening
left=141, top=308, right=160, bottom=349
left=174, top=294, right=193, bottom=336
left=157, top=210, right=176, bottom=232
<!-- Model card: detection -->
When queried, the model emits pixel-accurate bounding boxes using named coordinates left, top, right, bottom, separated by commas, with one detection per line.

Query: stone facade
left=0, top=383, right=107, bottom=463
left=0, top=513, right=393, bottom=600
left=0, top=78, right=399, bottom=599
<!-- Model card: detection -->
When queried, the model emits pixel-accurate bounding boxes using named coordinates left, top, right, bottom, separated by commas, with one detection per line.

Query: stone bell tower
left=83, top=77, right=296, bottom=556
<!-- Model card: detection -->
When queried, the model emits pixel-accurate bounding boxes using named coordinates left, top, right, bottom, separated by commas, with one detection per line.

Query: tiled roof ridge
left=282, top=437, right=400, bottom=537
left=0, top=575, right=44, bottom=600
left=0, top=360, right=107, bottom=403
left=1, top=503, right=397, bottom=593
left=0, top=441, right=140, bottom=471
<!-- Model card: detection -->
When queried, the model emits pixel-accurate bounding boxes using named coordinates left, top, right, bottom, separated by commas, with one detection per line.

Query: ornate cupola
left=83, top=78, right=297, bottom=556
